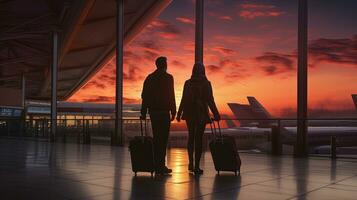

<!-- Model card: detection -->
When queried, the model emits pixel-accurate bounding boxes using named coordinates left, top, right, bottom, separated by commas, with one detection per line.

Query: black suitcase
left=209, top=120, right=241, bottom=175
left=129, top=119, right=155, bottom=177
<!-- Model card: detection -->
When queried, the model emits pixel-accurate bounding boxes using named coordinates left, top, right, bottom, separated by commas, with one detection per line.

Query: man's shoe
left=162, top=166, right=172, bottom=174
left=155, top=169, right=164, bottom=175
left=188, top=163, right=194, bottom=172
left=194, top=168, right=203, bottom=175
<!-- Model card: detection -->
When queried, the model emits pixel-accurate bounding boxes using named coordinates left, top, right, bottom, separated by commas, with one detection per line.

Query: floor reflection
left=210, top=174, right=242, bottom=199
left=330, top=160, right=337, bottom=181
left=130, top=176, right=168, bottom=199
left=293, top=158, right=309, bottom=200
left=1, top=139, right=357, bottom=200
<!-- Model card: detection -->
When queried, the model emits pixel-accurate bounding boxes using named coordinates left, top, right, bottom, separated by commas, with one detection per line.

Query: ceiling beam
left=83, top=15, right=116, bottom=25
left=82, top=11, right=136, bottom=25
left=58, top=77, right=79, bottom=82
left=3, top=14, right=53, bottom=33
left=0, top=69, right=43, bottom=81
left=21, top=62, right=45, bottom=70
left=62, top=0, right=173, bottom=100
left=10, top=40, right=49, bottom=55
left=59, top=0, right=96, bottom=63
left=58, top=87, right=72, bottom=92
left=0, top=55, right=49, bottom=66
left=0, top=31, right=49, bottom=41
left=40, top=0, right=96, bottom=96
left=0, top=0, right=14, bottom=4
left=59, top=65, right=88, bottom=71
left=67, top=44, right=107, bottom=54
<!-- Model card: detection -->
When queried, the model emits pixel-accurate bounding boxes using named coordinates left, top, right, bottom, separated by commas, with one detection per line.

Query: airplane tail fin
left=353, top=94, right=357, bottom=110
left=228, top=97, right=273, bottom=127
left=247, top=96, right=272, bottom=119
left=247, top=97, right=273, bottom=127
left=228, top=103, right=256, bottom=127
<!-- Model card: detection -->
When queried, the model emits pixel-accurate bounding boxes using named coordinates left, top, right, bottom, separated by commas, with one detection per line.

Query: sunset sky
left=69, top=0, right=357, bottom=117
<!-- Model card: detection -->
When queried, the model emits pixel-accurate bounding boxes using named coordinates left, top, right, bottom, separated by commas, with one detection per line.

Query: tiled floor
left=1, top=139, right=357, bottom=200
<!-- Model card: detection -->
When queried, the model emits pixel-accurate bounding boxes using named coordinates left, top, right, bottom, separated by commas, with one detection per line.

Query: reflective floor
left=1, top=139, right=357, bottom=200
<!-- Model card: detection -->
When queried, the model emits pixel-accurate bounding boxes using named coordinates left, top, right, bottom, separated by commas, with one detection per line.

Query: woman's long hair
left=191, top=62, right=207, bottom=80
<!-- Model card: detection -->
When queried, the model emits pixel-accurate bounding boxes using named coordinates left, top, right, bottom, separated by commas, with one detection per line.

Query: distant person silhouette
left=177, top=63, right=220, bottom=175
left=141, top=56, right=176, bottom=175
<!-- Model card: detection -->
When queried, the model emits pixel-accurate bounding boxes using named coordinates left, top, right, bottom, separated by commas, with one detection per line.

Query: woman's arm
left=207, top=81, right=220, bottom=120
left=177, top=81, right=188, bottom=120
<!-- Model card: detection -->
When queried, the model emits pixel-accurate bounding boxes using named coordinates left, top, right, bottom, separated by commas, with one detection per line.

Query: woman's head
left=191, top=62, right=206, bottom=79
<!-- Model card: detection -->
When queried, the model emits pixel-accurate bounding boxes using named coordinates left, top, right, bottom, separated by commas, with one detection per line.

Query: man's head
left=155, top=56, right=167, bottom=71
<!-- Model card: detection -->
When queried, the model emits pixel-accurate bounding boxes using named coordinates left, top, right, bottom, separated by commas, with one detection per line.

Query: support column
left=296, top=0, right=308, bottom=157
left=195, top=0, right=204, bottom=64
left=50, top=31, right=59, bottom=143
left=114, top=0, right=124, bottom=146
left=21, top=74, right=26, bottom=137
left=19, top=74, right=26, bottom=136
left=22, top=74, right=25, bottom=108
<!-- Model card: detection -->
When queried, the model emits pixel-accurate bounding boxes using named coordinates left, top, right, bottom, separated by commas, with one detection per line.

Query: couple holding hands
left=140, top=56, right=220, bottom=175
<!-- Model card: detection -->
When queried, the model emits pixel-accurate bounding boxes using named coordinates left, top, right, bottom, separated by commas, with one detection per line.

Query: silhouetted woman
left=176, top=63, right=220, bottom=174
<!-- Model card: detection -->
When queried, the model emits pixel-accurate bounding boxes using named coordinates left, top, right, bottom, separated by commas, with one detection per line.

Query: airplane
left=228, top=96, right=357, bottom=127
left=137, top=95, right=357, bottom=150
left=227, top=96, right=357, bottom=148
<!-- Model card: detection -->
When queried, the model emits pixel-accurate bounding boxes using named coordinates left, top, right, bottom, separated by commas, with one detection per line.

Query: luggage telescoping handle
left=209, top=119, right=216, bottom=140
left=139, top=117, right=147, bottom=137
left=217, top=120, right=222, bottom=138
left=210, top=118, right=223, bottom=142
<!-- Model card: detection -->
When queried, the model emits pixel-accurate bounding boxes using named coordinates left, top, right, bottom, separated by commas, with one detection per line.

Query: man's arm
left=140, top=77, right=149, bottom=119
left=169, top=75, right=176, bottom=120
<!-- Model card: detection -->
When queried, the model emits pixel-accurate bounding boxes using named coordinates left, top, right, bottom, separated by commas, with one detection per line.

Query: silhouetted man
left=141, top=56, right=176, bottom=174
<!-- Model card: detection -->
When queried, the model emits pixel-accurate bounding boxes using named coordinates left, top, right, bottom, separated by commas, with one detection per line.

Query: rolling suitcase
left=209, top=120, right=241, bottom=175
left=129, top=119, right=155, bottom=177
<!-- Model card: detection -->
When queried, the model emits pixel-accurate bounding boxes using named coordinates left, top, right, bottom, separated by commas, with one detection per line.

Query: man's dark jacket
left=141, top=69, right=176, bottom=116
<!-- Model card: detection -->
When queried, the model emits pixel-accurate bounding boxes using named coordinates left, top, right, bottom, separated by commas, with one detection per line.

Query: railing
left=1, top=117, right=357, bottom=159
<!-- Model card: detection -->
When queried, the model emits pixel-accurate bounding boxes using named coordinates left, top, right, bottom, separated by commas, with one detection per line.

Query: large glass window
left=308, top=0, right=357, bottom=118
left=204, top=0, right=298, bottom=118
left=69, top=1, right=195, bottom=110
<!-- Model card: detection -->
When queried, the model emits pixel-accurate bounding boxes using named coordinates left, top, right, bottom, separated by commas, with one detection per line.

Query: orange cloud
left=239, top=3, right=285, bottom=19
left=206, top=64, right=221, bottom=73
left=147, top=19, right=181, bottom=39
left=211, top=46, right=236, bottom=56
left=255, top=52, right=296, bottom=75
left=240, top=3, right=275, bottom=10
left=309, top=35, right=357, bottom=66
left=175, top=17, right=194, bottom=25
left=207, top=11, right=233, bottom=21
left=219, top=15, right=233, bottom=21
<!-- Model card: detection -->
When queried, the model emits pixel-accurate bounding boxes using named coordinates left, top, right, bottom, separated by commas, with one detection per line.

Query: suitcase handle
left=140, top=118, right=147, bottom=137
left=217, top=120, right=222, bottom=138
left=209, top=120, right=216, bottom=140
left=210, top=118, right=223, bottom=143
